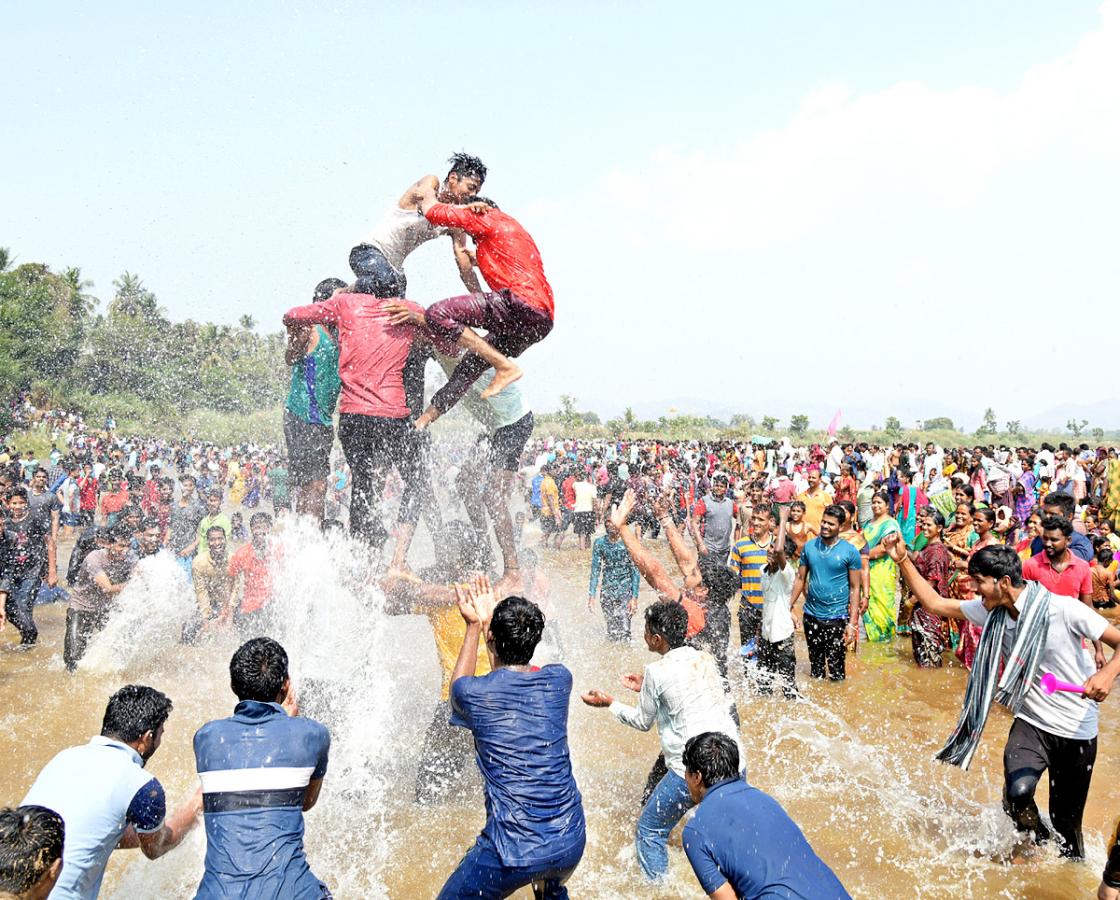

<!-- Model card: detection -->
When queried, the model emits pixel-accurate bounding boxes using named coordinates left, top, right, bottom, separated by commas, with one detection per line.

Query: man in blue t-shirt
left=682, top=732, right=850, bottom=899
left=22, top=685, right=201, bottom=900
left=194, top=638, right=331, bottom=900
left=790, top=504, right=862, bottom=680
left=439, top=578, right=585, bottom=899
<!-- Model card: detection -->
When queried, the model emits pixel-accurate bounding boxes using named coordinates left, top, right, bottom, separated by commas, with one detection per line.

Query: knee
left=1004, top=774, right=1039, bottom=808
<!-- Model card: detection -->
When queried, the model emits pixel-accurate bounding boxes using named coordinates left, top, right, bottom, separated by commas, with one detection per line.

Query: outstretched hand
left=456, top=575, right=497, bottom=628
left=580, top=689, right=614, bottom=708
left=611, top=489, right=637, bottom=530
left=620, top=672, right=644, bottom=692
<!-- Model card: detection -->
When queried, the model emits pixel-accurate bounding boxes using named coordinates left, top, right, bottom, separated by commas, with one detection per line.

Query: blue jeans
left=437, top=833, right=584, bottom=899
left=635, top=769, right=695, bottom=880
left=5, top=571, right=41, bottom=644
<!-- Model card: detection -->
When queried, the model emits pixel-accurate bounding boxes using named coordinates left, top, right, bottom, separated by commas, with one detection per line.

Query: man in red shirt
left=283, top=280, right=432, bottom=566
left=227, top=512, right=279, bottom=633
left=386, top=189, right=554, bottom=429
left=1023, top=514, right=1101, bottom=667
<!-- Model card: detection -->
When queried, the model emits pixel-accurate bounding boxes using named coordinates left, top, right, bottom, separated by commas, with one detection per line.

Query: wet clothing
left=194, top=700, right=330, bottom=899
left=437, top=833, right=583, bottom=900
left=804, top=614, right=848, bottom=681
left=360, top=204, right=448, bottom=271
left=683, top=778, right=850, bottom=899
left=425, top=203, right=554, bottom=318
left=67, top=548, right=137, bottom=614
left=800, top=538, right=862, bottom=621
left=425, top=289, right=553, bottom=415
left=23, top=737, right=166, bottom=900
left=449, top=665, right=585, bottom=869
left=286, top=326, right=341, bottom=427
left=283, top=293, right=425, bottom=419
left=349, top=243, right=407, bottom=296
left=693, top=493, right=737, bottom=558
left=168, top=497, right=206, bottom=556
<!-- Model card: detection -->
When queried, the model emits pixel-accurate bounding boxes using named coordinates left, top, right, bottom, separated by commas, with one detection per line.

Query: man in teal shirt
left=283, top=278, right=344, bottom=523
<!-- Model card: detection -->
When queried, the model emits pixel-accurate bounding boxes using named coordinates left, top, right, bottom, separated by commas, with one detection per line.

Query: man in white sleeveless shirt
left=349, top=153, right=486, bottom=296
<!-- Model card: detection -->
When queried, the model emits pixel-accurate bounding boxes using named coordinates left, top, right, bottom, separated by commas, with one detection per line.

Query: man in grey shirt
left=167, top=475, right=206, bottom=581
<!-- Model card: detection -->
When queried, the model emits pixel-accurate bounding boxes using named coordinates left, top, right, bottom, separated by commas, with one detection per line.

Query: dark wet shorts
left=284, top=409, right=333, bottom=486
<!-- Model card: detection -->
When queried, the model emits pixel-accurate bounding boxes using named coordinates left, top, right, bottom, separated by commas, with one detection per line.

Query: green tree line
left=0, top=248, right=285, bottom=436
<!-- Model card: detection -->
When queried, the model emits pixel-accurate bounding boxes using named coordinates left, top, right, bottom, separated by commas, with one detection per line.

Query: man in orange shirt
left=796, top=468, right=830, bottom=535
left=228, top=513, right=279, bottom=635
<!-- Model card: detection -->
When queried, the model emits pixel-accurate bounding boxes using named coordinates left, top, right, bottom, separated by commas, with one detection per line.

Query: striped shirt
left=731, top=538, right=770, bottom=607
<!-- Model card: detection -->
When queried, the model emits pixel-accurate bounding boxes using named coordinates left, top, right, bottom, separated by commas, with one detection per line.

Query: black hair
left=699, top=558, right=739, bottom=606
left=230, top=637, right=289, bottom=702
left=313, top=277, right=348, bottom=302
left=926, top=509, right=946, bottom=528
left=822, top=504, right=846, bottom=524
left=1098, top=547, right=1114, bottom=566
left=180, top=473, right=196, bottom=484
left=645, top=601, right=688, bottom=649
left=101, top=684, right=173, bottom=743
left=447, top=152, right=487, bottom=185
left=7, top=487, right=27, bottom=502
left=790, top=500, right=806, bottom=512
left=489, top=596, right=544, bottom=665
left=249, top=512, right=272, bottom=529
left=107, top=523, right=133, bottom=543
left=974, top=507, right=997, bottom=526
left=0, top=805, right=64, bottom=893
left=464, top=195, right=499, bottom=209
left=968, top=545, right=1025, bottom=587
left=207, top=487, right=223, bottom=499
left=682, top=731, right=740, bottom=788
left=139, top=516, right=160, bottom=531
left=871, top=491, right=891, bottom=508
left=206, top=524, right=227, bottom=540
left=1040, top=514, right=1073, bottom=538
left=1042, top=492, right=1076, bottom=519
left=960, top=485, right=976, bottom=500
left=837, top=500, right=856, bottom=519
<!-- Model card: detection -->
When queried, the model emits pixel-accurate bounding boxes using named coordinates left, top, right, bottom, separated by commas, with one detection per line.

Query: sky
left=3, top=1, right=1118, bottom=429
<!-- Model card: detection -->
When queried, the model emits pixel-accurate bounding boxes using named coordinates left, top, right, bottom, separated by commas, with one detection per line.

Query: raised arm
left=283, top=296, right=340, bottom=329
left=656, top=493, right=701, bottom=589
left=611, top=490, right=678, bottom=597
left=884, top=533, right=967, bottom=620
left=451, top=229, right=483, bottom=293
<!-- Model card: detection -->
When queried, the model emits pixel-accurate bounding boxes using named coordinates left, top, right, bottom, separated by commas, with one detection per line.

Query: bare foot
left=385, top=566, right=420, bottom=584
left=481, top=363, right=522, bottom=399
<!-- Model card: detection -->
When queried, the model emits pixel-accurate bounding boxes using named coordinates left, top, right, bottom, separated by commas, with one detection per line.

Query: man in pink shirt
left=283, top=277, right=430, bottom=567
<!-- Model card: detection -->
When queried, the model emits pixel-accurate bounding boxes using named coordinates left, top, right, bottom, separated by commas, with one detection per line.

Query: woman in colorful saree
left=950, top=505, right=1001, bottom=669
left=1015, top=510, right=1044, bottom=561
left=894, top=468, right=928, bottom=549
left=862, top=491, right=902, bottom=642
left=910, top=509, right=951, bottom=667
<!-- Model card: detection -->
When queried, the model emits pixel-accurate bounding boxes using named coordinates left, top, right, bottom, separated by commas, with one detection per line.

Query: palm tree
left=238, top=314, right=256, bottom=330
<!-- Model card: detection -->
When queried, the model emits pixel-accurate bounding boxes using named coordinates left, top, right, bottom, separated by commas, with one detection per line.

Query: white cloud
left=591, top=0, right=1120, bottom=250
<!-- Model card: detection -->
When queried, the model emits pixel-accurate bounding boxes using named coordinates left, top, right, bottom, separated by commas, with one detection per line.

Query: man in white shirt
left=581, top=601, right=741, bottom=882
left=887, top=538, right=1120, bottom=859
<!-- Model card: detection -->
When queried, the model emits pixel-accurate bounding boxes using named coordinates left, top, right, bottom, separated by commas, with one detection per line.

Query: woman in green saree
left=863, top=491, right=902, bottom=642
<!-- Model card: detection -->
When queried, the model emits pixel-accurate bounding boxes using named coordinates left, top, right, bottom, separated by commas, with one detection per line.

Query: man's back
left=450, top=665, right=584, bottom=868
left=23, top=738, right=165, bottom=900
left=684, top=779, right=849, bottom=899
left=194, top=700, right=329, bottom=900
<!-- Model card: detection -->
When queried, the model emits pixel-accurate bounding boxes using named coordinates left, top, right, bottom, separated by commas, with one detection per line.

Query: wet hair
left=967, top=545, right=1025, bottom=587
left=974, top=507, right=997, bottom=526
left=180, top=474, right=196, bottom=485
left=448, top=152, right=487, bottom=184
left=1042, top=492, right=1076, bottom=519
left=464, top=195, right=499, bottom=209
left=139, top=516, right=160, bottom=532
left=249, top=512, right=272, bottom=529
left=0, top=805, right=64, bottom=893
left=489, top=596, right=543, bottom=665
left=230, top=637, right=289, bottom=702
left=1040, top=514, right=1073, bottom=538
left=822, top=504, right=846, bottom=525
left=313, top=277, right=348, bottom=302
left=101, top=684, right=173, bottom=743
left=645, top=601, right=688, bottom=649
left=682, top=731, right=740, bottom=788
left=206, top=488, right=223, bottom=499
left=206, top=524, right=226, bottom=540
left=699, top=558, right=739, bottom=606
left=7, top=487, right=27, bottom=502
left=926, top=509, right=946, bottom=528
left=159, top=476, right=174, bottom=489
left=107, top=523, right=133, bottom=544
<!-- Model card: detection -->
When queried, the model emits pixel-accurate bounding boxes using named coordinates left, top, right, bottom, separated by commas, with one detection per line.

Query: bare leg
left=485, top=469, right=521, bottom=591
left=457, top=328, right=522, bottom=399
left=388, top=521, right=417, bottom=574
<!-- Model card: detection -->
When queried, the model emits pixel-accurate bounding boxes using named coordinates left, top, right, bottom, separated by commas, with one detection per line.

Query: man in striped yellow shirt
left=730, top=509, right=774, bottom=669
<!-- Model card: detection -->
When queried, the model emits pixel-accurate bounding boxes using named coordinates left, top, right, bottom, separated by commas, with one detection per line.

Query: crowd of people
left=4, top=152, right=1120, bottom=898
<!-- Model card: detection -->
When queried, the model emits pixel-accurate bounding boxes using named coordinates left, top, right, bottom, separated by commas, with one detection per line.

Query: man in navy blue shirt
left=790, top=505, right=862, bottom=680
left=194, top=638, right=331, bottom=899
left=438, top=576, right=585, bottom=899
left=682, top=732, right=850, bottom=900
